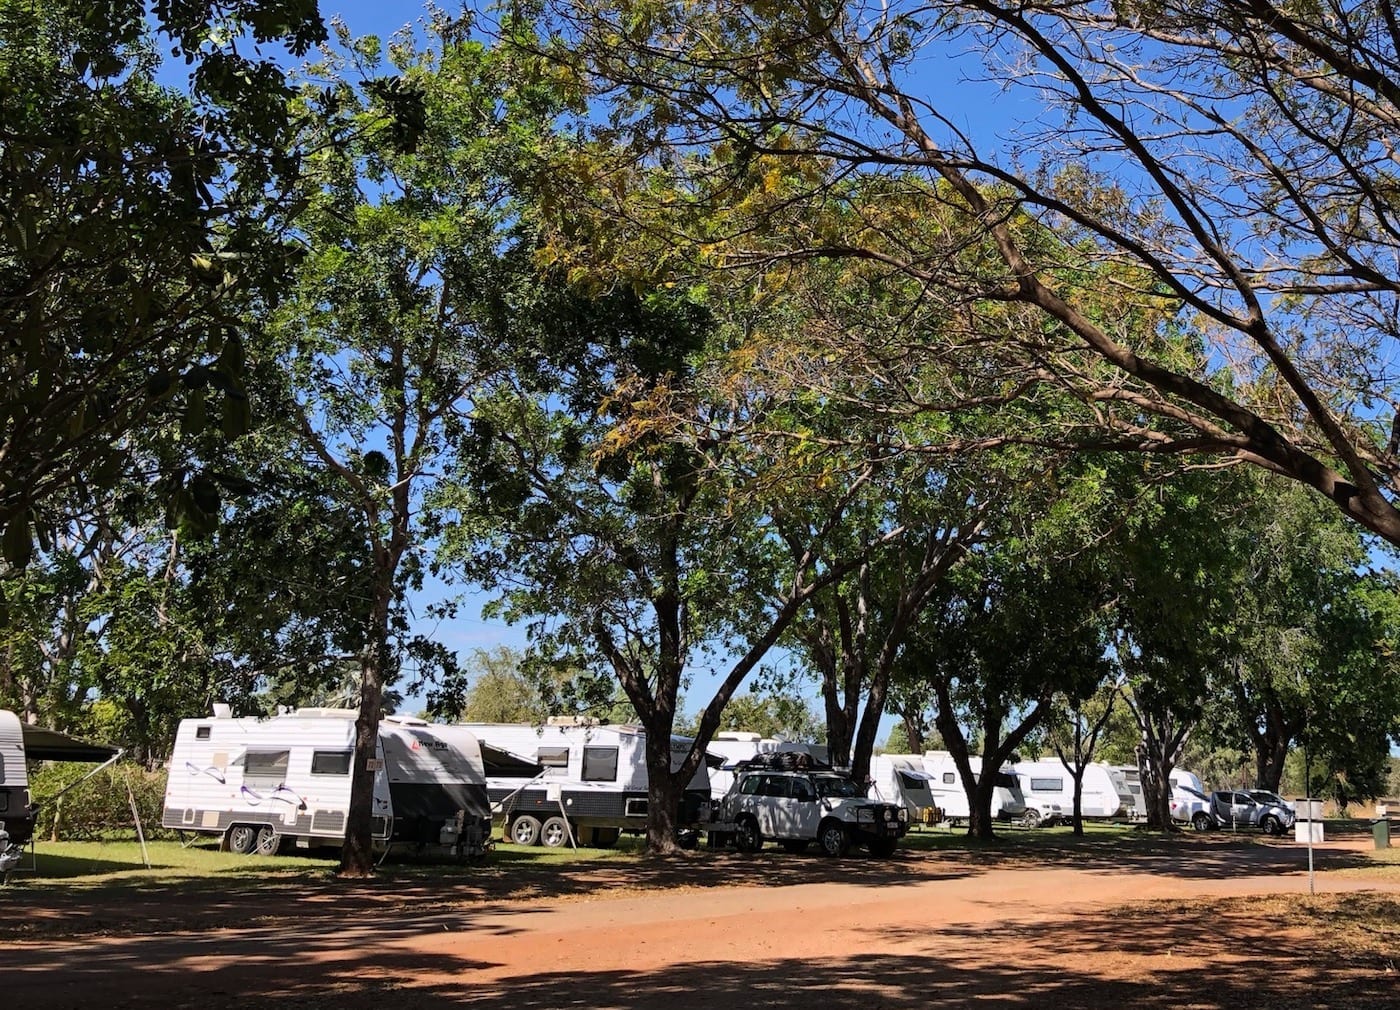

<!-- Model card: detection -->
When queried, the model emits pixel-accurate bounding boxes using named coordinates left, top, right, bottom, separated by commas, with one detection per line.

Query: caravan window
left=581, top=746, right=619, bottom=782
left=943, top=772, right=956, bottom=784
left=195, top=726, right=211, bottom=740
left=244, top=750, right=290, bottom=786
left=1030, top=777, right=1064, bottom=793
left=537, top=747, right=570, bottom=768
left=311, top=751, right=352, bottom=776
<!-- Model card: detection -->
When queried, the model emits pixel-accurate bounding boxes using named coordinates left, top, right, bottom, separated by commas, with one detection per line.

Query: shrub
left=27, top=762, right=175, bottom=841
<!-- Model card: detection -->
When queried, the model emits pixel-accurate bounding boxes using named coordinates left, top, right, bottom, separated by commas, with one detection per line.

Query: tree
left=0, top=0, right=325, bottom=577
left=679, top=691, right=821, bottom=742
left=266, top=20, right=564, bottom=875
left=445, top=274, right=904, bottom=853
left=540, top=0, right=1400, bottom=560
left=899, top=518, right=1115, bottom=839
left=1205, top=477, right=1400, bottom=792
left=1046, top=684, right=1119, bottom=836
left=453, top=646, right=555, bottom=724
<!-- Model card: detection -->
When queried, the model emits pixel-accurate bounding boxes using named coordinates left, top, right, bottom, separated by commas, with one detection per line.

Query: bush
left=27, top=762, right=175, bottom=841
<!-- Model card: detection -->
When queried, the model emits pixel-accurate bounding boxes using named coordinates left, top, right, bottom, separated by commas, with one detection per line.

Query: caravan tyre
left=227, top=824, right=257, bottom=855
left=819, top=820, right=849, bottom=858
left=254, top=825, right=281, bottom=856
left=510, top=815, right=543, bottom=846
left=540, top=816, right=570, bottom=848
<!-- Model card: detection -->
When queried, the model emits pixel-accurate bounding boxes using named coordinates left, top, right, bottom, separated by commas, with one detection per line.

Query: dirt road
left=6, top=836, right=1398, bottom=1009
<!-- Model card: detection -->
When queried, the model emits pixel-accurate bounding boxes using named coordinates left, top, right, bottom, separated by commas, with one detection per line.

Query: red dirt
left=5, top=835, right=1399, bottom=1009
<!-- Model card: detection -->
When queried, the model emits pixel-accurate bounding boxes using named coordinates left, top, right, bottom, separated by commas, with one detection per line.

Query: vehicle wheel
left=1021, top=808, right=1042, bottom=829
left=819, top=820, right=849, bottom=858
left=868, top=838, right=898, bottom=858
left=227, top=824, right=257, bottom=855
left=1192, top=812, right=1212, bottom=832
left=735, top=816, right=763, bottom=853
left=254, top=825, right=281, bottom=856
left=779, top=840, right=810, bottom=853
left=1262, top=815, right=1282, bottom=836
left=540, top=816, right=570, bottom=848
left=510, top=815, right=543, bottom=846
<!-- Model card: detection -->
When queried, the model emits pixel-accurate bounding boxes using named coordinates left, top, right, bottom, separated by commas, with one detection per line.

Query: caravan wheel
left=255, top=826, right=281, bottom=856
left=227, top=824, right=257, bottom=855
left=510, top=815, right=543, bottom=846
left=540, top=817, right=570, bottom=848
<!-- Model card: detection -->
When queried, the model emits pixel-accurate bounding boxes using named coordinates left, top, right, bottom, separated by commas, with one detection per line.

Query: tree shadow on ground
left=0, top=833, right=1377, bottom=943
left=12, top=895, right=1392, bottom=1010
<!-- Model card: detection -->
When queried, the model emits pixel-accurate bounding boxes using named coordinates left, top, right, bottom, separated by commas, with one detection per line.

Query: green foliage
left=0, top=0, right=323, bottom=570
left=678, top=691, right=821, bottom=741
left=28, top=762, right=174, bottom=841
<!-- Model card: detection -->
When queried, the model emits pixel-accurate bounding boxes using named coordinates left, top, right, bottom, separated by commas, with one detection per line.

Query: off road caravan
left=1011, top=760, right=1127, bottom=822
left=922, top=751, right=1028, bottom=824
left=0, top=710, right=31, bottom=865
left=162, top=709, right=499, bottom=857
left=868, top=754, right=940, bottom=822
left=1, top=710, right=120, bottom=872
left=461, top=721, right=712, bottom=847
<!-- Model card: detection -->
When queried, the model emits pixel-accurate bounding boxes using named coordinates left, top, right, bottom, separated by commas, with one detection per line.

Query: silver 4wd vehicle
left=1207, top=790, right=1295, bottom=835
left=715, top=763, right=908, bottom=858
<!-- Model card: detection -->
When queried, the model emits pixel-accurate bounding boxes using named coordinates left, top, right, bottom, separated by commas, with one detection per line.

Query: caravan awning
left=479, top=742, right=542, bottom=778
left=20, top=723, right=120, bottom=763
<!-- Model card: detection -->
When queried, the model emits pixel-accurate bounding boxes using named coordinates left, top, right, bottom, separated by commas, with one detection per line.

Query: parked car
left=1246, top=789, right=1295, bottom=813
left=1207, top=790, right=1295, bottom=835
left=712, top=757, right=908, bottom=857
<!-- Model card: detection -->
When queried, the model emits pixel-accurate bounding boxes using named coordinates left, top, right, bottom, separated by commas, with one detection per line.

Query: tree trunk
left=340, top=630, right=387, bottom=877
left=1071, top=767, right=1086, bottom=837
left=644, top=730, right=684, bottom=855
left=968, top=774, right=998, bottom=839
left=899, top=707, right=926, bottom=754
left=1138, top=747, right=1176, bottom=831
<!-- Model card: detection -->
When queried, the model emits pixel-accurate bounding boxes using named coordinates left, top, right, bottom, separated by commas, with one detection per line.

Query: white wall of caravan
left=1012, top=760, right=1126, bottom=819
left=164, top=712, right=392, bottom=835
left=922, top=751, right=1028, bottom=820
left=0, top=709, right=26, bottom=790
left=868, top=754, right=939, bottom=818
left=459, top=723, right=710, bottom=795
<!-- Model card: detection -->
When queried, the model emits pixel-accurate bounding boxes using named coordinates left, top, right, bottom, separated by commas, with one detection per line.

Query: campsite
left=2, top=826, right=1398, bottom=1009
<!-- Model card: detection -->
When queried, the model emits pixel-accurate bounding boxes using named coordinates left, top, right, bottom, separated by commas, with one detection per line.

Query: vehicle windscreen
left=995, top=772, right=1018, bottom=789
left=813, top=775, right=861, bottom=798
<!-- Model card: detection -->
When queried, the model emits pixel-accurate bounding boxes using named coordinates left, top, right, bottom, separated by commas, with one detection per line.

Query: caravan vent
left=311, top=810, right=345, bottom=834
left=624, top=797, right=648, bottom=817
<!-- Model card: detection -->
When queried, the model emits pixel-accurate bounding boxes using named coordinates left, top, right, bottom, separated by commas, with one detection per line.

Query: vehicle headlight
left=857, top=808, right=875, bottom=823
left=897, top=808, right=908, bottom=822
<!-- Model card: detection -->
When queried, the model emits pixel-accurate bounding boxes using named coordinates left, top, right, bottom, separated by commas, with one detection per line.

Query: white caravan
left=868, top=754, right=941, bottom=822
left=162, top=709, right=498, bottom=857
left=0, top=710, right=31, bottom=859
left=1012, top=760, right=1127, bottom=822
left=1112, top=765, right=1206, bottom=822
left=2, top=710, right=120, bottom=871
left=459, top=722, right=712, bottom=847
left=922, top=751, right=1028, bottom=823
